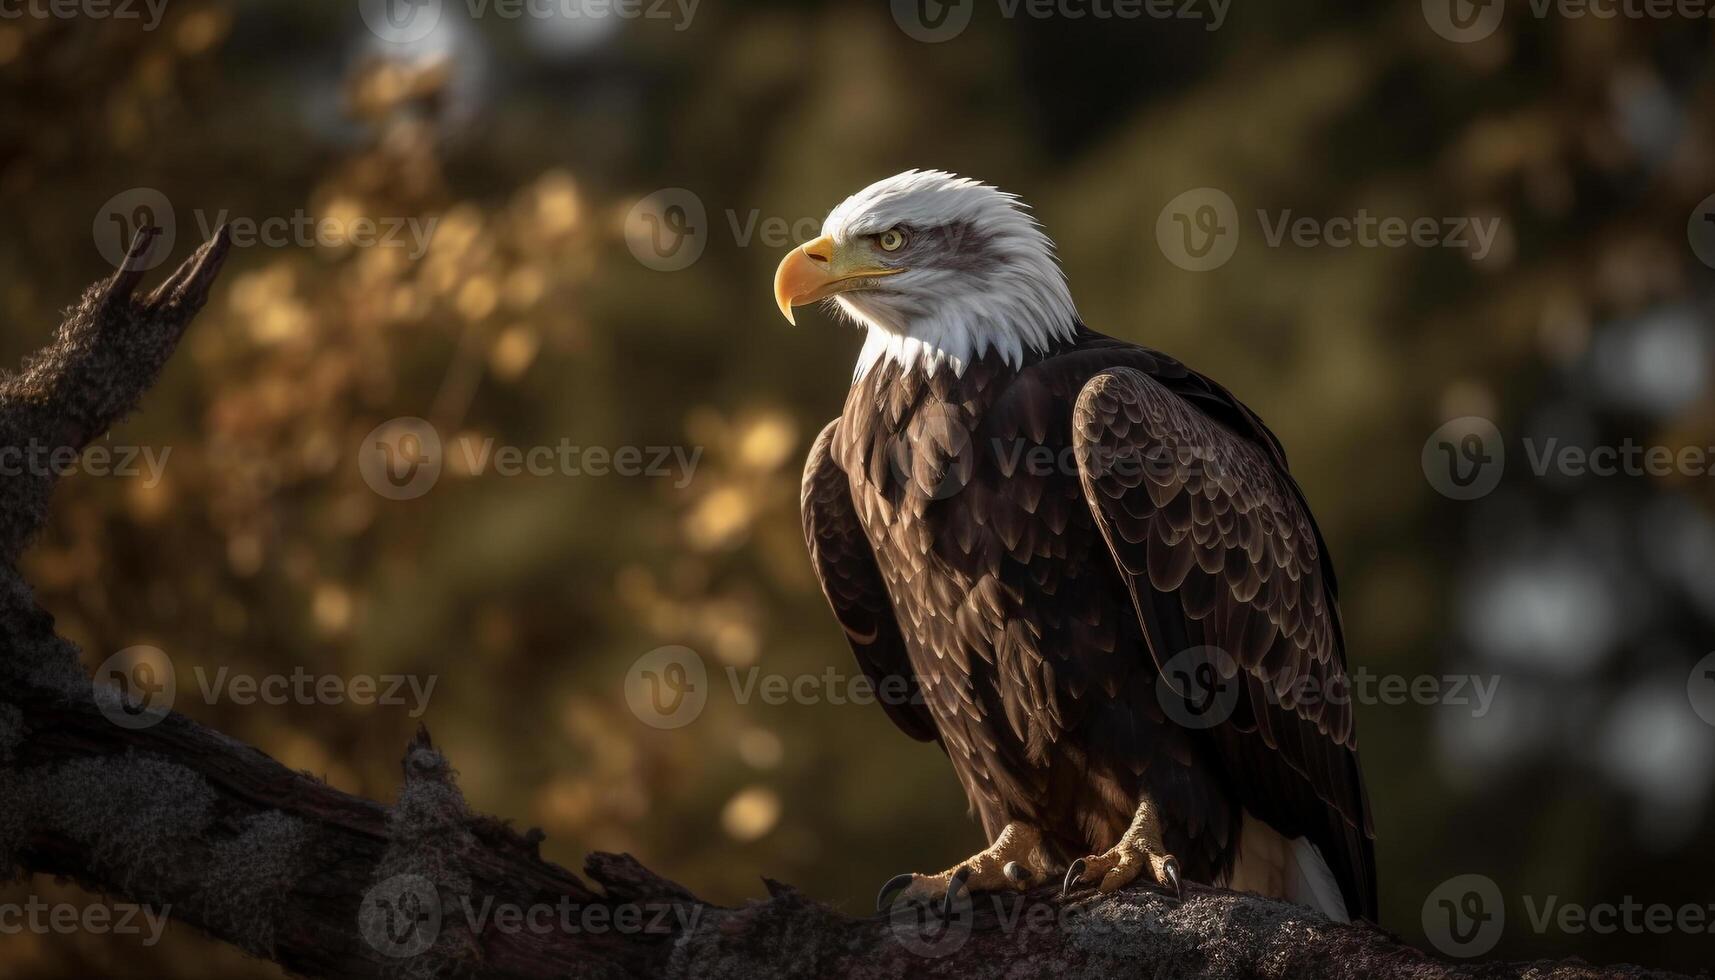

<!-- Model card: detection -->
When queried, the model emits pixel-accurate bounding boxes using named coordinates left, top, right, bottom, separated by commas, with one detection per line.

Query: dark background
left=1, top=0, right=1713, bottom=973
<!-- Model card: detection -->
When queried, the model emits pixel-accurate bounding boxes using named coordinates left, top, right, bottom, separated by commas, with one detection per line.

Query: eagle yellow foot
left=1062, top=798, right=1182, bottom=899
left=876, top=822, right=1049, bottom=916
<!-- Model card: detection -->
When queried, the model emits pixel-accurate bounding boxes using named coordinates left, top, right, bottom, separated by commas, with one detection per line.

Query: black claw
left=942, top=866, right=971, bottom=919
left=1004, top=860, right=1029, bottom=884
left=876, top=873, right=914, bottom=913
left=1163, top=857, right=1181, bottom=900
left=1061, top=858, right=1087, bottom=898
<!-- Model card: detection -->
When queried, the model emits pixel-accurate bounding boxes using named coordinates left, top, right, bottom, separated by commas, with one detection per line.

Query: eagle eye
left=877, top=227, right=908, bottom=252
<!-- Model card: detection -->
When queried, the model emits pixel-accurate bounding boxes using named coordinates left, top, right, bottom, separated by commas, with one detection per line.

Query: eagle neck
left=850, top=311, right=1078, bottom=383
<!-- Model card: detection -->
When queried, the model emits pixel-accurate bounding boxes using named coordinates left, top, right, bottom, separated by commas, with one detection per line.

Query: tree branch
left=0, top=226, right=229, bottom=564
left=0, top=234, right=1690, bottom=979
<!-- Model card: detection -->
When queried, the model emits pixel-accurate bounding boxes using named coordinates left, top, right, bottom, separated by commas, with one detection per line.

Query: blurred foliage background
left=1, top=0, right=1713, bottom=974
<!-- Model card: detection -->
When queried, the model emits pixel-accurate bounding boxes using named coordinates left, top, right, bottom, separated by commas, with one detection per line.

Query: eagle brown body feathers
left=801, top=326, right=1377, bottom=921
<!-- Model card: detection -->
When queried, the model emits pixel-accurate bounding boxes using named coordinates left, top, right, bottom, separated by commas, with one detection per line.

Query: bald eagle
left=776, top=171, right=1376, bottom=923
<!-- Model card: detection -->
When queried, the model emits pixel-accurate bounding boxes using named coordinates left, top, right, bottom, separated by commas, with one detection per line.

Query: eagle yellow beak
left=773, top=234, right=903, bottom=325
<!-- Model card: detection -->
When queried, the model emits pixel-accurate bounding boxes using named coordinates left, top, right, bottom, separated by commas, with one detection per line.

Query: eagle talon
left=942, top=866, right=971, bottom=918
left=1065, top=799, right=1180, bottom=897
left=1061, top=858, right=1087, bottom=898
left=876, top=821, right=1046, bottom=914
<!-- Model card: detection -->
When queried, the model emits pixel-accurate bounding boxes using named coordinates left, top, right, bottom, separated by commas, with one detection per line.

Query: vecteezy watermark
left=1155, top=188, right=1503, bottom=271
left=1424, top=874, right=1715, bottom=958
left=0, top=897, right=171, bottom=946
left=624, top=645, right=709, bottom=729
left=193, top=665, right=437, bottom=717
left=727, top=666, right=924, bottom=710
left=878, top=405, right=1244, bottom=503
left=886, top=882, right=1181, bottom=957
left=1155, top=646, right=1502, bottom=730
left=889, top=0, right=1227, bottom=43
left=93, top=646, right=177, bottom=730
left=1688, top=193, right=1715, bottom=270
left=1689, top=652, right=1715, bottom=727
left=1420, top=0, right=1506, bottom=42
left=624, top=646, right=936, bottom=729
left=0, top=441, right=171, bottom=488
left=1155, top=188, right=1242, bottom=273
left=1422, top=416, right=1715, bottom=500
left=358, top=418, right=443, bottom=501
left=357, top=417, right=703, bottom=501
left=623, top=645, right=1486, bottom=734
left=1422, top=874, right=1506, bottom=958
left=94, top=188, right=437, bottom=270
left=93, top=646, right=437, bottom=730
left=1424, top=0, right=1715, bottom=44
left=455, top=896, right=699, bottom=939
left=360, top=874, right=441, bottom=958
left=885, top=877, right=976, bottom=957
left=94, top=188, right=176, bottom=271
left=358, top=873, right=701, bottom=959
left=624, top=189, right=705, bottom=271
left=1422, top=416, right=1505, bottom=501
left=623, top=189, right=835, bottom=272
left=358, top=0, right=698, bottom=45
left=0, top=0, right=168, bottom=30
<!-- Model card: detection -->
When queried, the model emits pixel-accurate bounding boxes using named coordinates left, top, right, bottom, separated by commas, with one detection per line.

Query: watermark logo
left=1425, top=876, right=1715, bottom=954
left=95, top=190, right=438, bottom=268
left=885, top=883, right=974, bottom=957
left=1422, top=416, right=1505, bottom=501
left=359, top=417, right=444, bottom=501
left=360, top=874, right=442, bottom=958
left=359, top=0, right=443, bottom=42
left=1427, top=0, right=1715, bottom=43
left=891, top=0, right=1227, bottom=40
left=625, top=645, right=708, bottom=729
left=890, top=0, right=975, bottom=42
left=1422, top=0, right=1505, bottom=43
left=95, top=188, right=176, bottom=271
left=625, top=188, right=707, bottom=272
left=361, top=0, right=699, bottom=39
left=1423, top=873, right=1505, bottom=958
left=1688, top=193, right=1715, bottom=270
left=625, top=190, right=851, bottom=272
left=358, top=418, right=702, bottom=499
left=1689, top=652, right=1715, bottom=727
left=93, top=645, right=176, bottom=730
left=95, top=647, right=437, bottom=726
left=1155, top=646, right=1242, bottom=729
left=1157, top=191, right=1502, bottom=271
left=887, top=403, right=974, bottom=502
left=1156, top=646, right=1501, bottom=725
left=1424, top=419, right=1715, bottom=499
left=1156, top=188, right=1239, bottom=272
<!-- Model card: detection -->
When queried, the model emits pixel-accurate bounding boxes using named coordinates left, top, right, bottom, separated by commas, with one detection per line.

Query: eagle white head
left=773, top=170, right=1079, bottom=379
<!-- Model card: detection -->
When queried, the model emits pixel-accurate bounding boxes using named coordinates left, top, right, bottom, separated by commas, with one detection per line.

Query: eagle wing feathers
left=1071, top=365, right=1377, bottom=921
left=801, top=419, right=939, bottom=743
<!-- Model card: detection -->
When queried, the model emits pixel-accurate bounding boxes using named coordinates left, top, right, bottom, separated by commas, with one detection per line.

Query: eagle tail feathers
left=1288, top=836, right=1351, bottom=924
